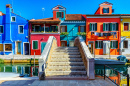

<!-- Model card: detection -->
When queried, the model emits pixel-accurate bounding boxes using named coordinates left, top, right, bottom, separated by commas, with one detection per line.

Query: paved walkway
left=0, top=77, right=116, bottom=86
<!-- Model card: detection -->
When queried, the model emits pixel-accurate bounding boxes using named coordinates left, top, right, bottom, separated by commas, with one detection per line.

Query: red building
left=83, top=2, right=121, bottom=55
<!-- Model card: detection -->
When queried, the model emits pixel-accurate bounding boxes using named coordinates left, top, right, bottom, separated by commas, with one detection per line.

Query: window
left=57, top=12, right=63, bottom=18
left=111, top=41, right=118, bottom=49
left=0, top=25, right=3, bottom=33
left=61, top=26, right=66, bottom=32
left=0, top=44, right=3, bottom=51
left=11, top=16, right=16, bottom=22
left=51, top=26, right=58, bottom=32
left=33, top=41, right=38, bottom=49
left=45, top=27, right=49, bottom=32
left=105, top=23, right=109, bottom=31
left=18, top=25, right=24, bottom=34
left=80, top=26, right=85, bottom=32
left=90, top=23, right=97, bottom=31
left=103, top=8, right=109, bottom=13
left=95, top=41, right=103, bottom=49
left=112, top=23, right=116, bottom=31
left=34, top=26, right=41, bottom=32
left=5, top=44, right=12, bottom=51
left=124, top=23, right=129, bottom=31
left=123, top=41, right=128, bottom=48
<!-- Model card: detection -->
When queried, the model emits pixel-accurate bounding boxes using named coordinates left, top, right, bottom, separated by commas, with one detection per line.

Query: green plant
left=77, top=32, right=86, bottom=36
left=41, top=31, right=44, bottom=32
left=60, top=32, right=69, bottom=36
left=0, top=58, right=4, bottom=64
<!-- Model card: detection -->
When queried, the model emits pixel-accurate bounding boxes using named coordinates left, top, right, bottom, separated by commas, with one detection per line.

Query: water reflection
left=0, top=63, right=39, bottom=77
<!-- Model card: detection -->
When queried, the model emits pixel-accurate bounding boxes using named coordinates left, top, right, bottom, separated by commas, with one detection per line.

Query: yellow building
left=120, top=15, right=130, bottom=55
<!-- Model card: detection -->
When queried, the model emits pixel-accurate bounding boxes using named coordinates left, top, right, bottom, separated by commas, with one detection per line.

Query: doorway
left=103, top=41, right=110, bottom=55
left=16, top=41, right=21, bottom=54
left=41, top=42, right=46, bottom=54
left=69, top=40, right=74, bottom=47
left=24, top=43, right=29, bottom=55
left=88, top=42, right=94, bottom=54
left=61, top=41, right=67, bottom=47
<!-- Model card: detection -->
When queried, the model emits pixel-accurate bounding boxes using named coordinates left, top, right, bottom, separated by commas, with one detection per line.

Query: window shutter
left=84, top=26, right=86, bottom=32
left=116, top=23, right=118, bottom=31
left=50, top=26, right=52, bottom=32
left=57, top=12, right=59, bottom=18
left=103, top=23, right=105, bottom=31
left=110, top=23, right=112, bottom=31
left=90, top=23, right=92, bottom=31
left=62, top=12, right=64, bottom=18
left=116, top=41, right=118, bottom=48
left=110, top=41, right=112, bottom=48
left=56, top=26, right=58, bottom=32
left=107, top=8, right=109, bottom=13
left=103, top=8, right=105, bottom=13
left=33, top=41, right=35, bottom=49
left=95, top=23, right=97, bottom=31
left=65, top=26, right=67, bottom=32
left=95, top=41, right=98, bottom=48
left=78, top=26, right=80, bottom=32
left=101, top=41, right=103, bottom=48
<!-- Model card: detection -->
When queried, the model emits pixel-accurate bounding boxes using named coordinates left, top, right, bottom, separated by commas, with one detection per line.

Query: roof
left=52, top=5, right=66, bottom=10
left=29, top=17, right=61, bottom=23
left=86, top=14, right=121, bottom=16
left=99, top=1, right=113, bottom=5
left=65, top=14, right=85, bottom=21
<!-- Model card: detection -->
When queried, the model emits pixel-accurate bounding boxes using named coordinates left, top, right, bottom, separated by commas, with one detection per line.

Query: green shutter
left=57, top=12, right=59, bottom=18
left=33, top=41, right=38, bottom=49
left=90, top=23, right=92, bottom=31
left=116, top=23, right=118, bottom=31
left=95, top=23, right=97, bottom=31
left=101, top=41, right=103, bottom=48
left=103, top=23, right=105, bottom=31
left=116, top=41, right=118, bottom=48
left=110, top=41, right=112, bottom=48
left=33, top=41, right=35, bottom=49
left=56, top=26, right=58, bottom=32
left=50, top=26, right=52, bottom=32
left=41, top=42, right=46, bottom=53
left=110, top=23, right=112, bottom=31
left=95, top=41, right=98, bottom=48
left=103, top=8, right=105, bottom=13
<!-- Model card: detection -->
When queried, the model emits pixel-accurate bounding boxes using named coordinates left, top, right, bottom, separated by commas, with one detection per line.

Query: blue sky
left=0, top=0, right=129, bottom=20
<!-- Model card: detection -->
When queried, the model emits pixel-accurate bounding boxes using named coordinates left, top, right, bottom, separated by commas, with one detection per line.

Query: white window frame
left=112, top=23, right=116, bottom=31
left=123, top=40, right=128, bottom=49
left=0, top=25, right=4, bottom=34
left=18, top=25, right=24, bottom=34
left=123, top=22, right=129, bottom=31
left=105, top=23, right=109, bottom=31
left=32, top=40, right=38, bottom=50
left=56, top=12, right=62, bottom=18
left=111, top=41, right=117, bottom=49
left=91, top=23, right=96, bottom=31
left=4, top=43, right=12, bottom=52
left=96, top=41, right=102, bottom=49
left=11, top=16, right=16, bottom=22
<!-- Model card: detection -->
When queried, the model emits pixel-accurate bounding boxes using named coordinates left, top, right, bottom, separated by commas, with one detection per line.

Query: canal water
left=0, top=63, right=130, bottom=78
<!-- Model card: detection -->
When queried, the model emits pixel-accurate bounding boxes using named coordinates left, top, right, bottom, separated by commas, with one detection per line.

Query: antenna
left=42, top=8, right=45, bottom=18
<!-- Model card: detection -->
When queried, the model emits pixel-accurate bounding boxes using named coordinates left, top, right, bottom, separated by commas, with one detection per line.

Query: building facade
left=84, top=2, right=121, bottom=55
left=0, top=4, right=29, bottom=55
left=120, top=15, right=130, bottom=55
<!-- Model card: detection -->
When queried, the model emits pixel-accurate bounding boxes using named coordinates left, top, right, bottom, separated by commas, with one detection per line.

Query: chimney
left=6, top=4, right=12, bottom=8
left=0, top=11, right=2, bottom=16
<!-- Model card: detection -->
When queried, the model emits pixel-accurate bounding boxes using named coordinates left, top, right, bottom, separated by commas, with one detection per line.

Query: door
left=88, top=42, right=94, bottom=54
left=69, top=41, right=74, bottom=47
left=61, top=41, right=67, bottom=47
left=17, top=42, right=21, bottom=54
left=103, top=41, right=110, bottom=55
left=41, top=42, right=46, bottom=53
left=24, top=43, right=29, bottom=55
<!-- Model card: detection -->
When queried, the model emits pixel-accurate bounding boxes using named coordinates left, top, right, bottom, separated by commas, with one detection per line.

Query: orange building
left=83, top=2, right=121, bottom=55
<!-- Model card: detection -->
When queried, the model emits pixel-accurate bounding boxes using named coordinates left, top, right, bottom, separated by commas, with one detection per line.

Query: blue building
left=52, top=5, right=86, bottom=47
left=0, top=4, right=29, bottom=55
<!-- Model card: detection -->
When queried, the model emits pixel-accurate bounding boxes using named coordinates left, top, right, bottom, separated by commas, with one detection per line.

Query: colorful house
left=120, top=15, right=130, bottom=55
left=0, top=4, right=29, bottom=55
left=84, top=2, right=121, bottom=55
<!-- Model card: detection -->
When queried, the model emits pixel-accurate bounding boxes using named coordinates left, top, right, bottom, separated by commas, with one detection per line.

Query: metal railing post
left=127, top=74, right=129, bottom=86
left=104, top=65, right=105, bottom=80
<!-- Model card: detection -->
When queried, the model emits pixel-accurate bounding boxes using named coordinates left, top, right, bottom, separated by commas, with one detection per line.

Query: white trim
left=32, top=40, right=38, bottom=50
left=0, top=25, right=4, bottom=34
left=23, top=42, right=30, bottom=55
left=4, top=43, right=13, bottom=52
left=123, top=22, right=130, bottom=31
left=11, top=16, right=16, bottom=22
left=52, top=5, right=66, bottom=10
left=87, top=16, right=120, bottom=18
left=18, top=25, right=24, bottom=34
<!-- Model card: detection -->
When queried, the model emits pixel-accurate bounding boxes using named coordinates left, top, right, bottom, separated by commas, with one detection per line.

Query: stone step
left=51, top=55, right=81, bottom=58
left=48, top=62, right=84, bottom=66
left=45, top=71, right=87, bottom=76
left=52, top=52, right=80, bottom=55
left=54, top=50, right=79, bottom=52
left=46, top=66, right=86, bottom=71
left=50, top=58, right=82, bottom=62
left=55, top=47, right=79, bottom=50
